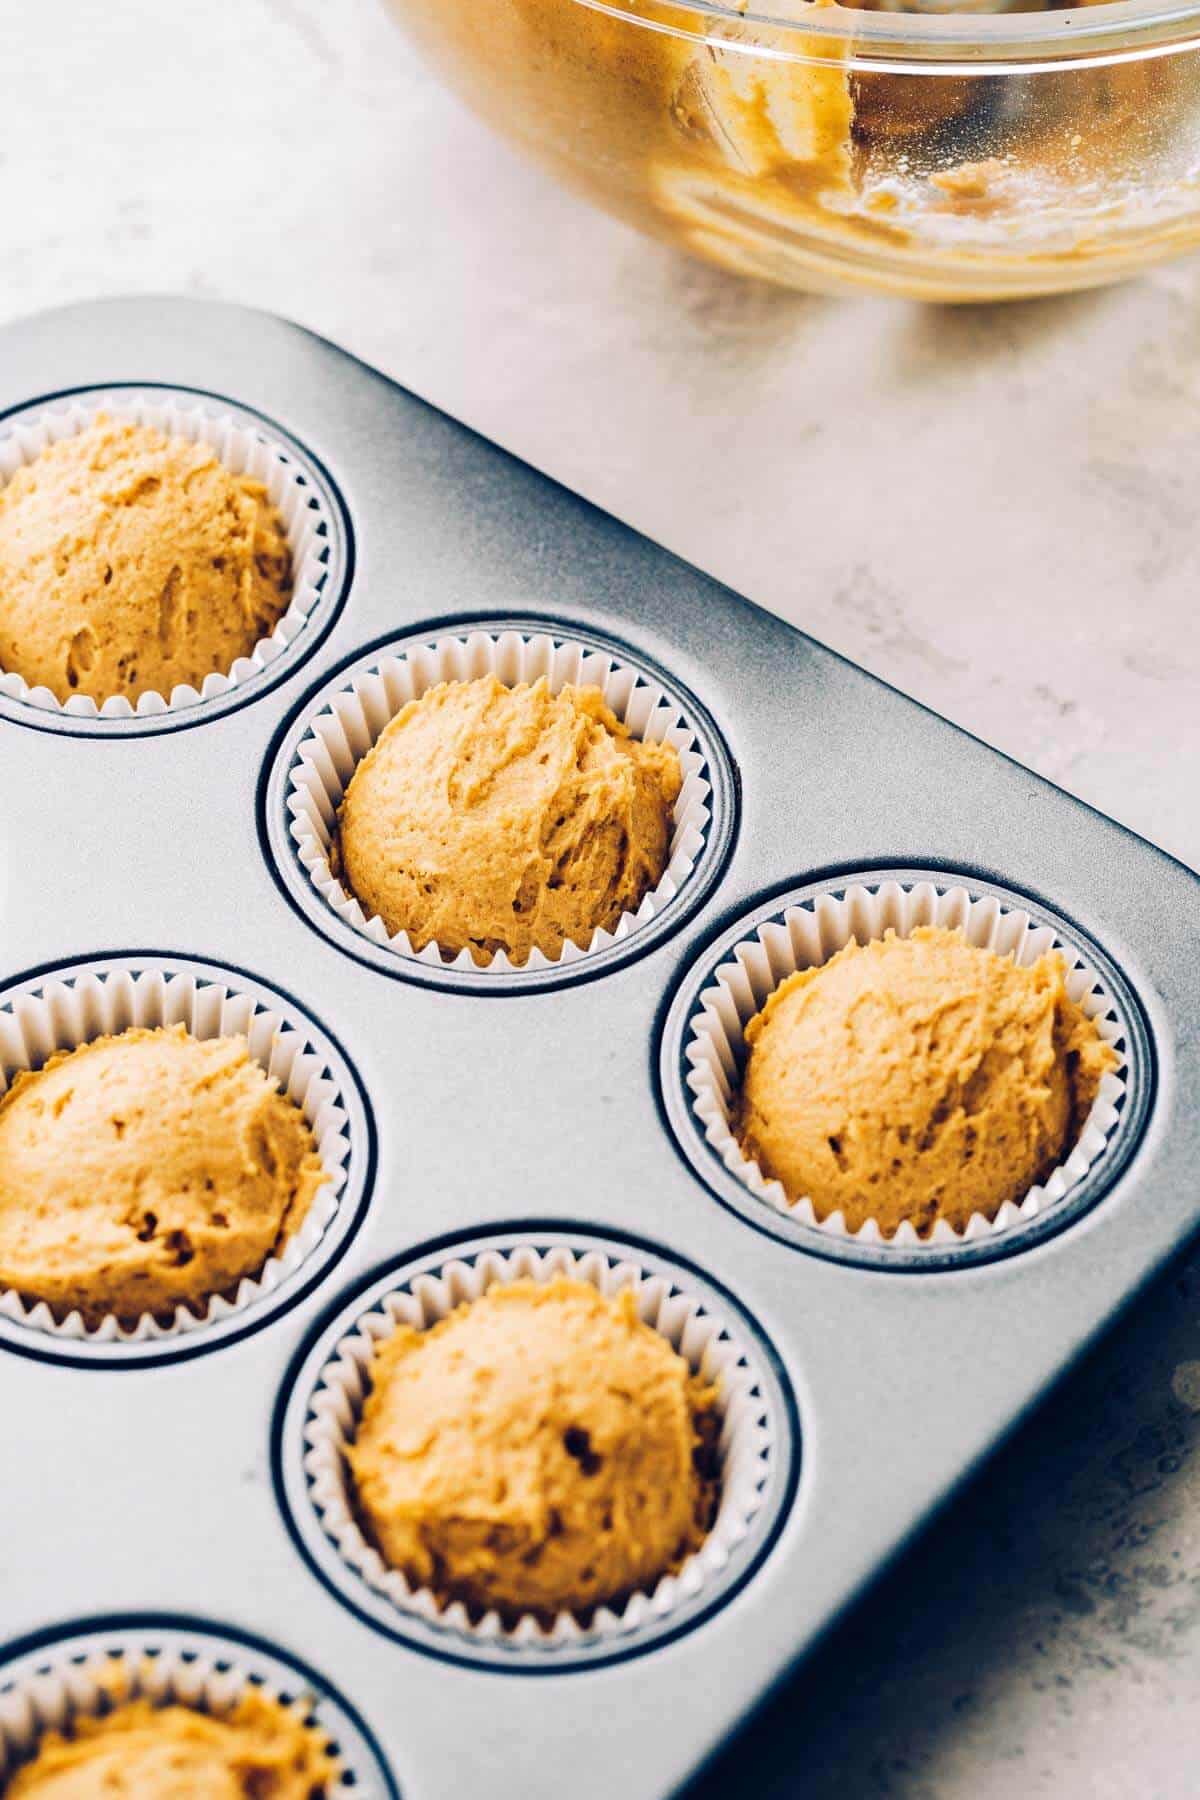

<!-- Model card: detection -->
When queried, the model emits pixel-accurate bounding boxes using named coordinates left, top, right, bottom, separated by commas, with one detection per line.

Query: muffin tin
left=1, top=296, right=1198, bottom=1800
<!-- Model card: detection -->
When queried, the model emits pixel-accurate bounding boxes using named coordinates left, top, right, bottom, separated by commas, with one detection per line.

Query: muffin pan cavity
left=0, top=1619, right=398, bottom=1796
left=259, top=619, right=736, bottom=992
left=0, top=954, right=373, bottom=1365
left=273, top=1229, right=797, bottom=1671
left=0, top=386, right=350, bottom=736
left=661, top=870, right=1152, bottom=1272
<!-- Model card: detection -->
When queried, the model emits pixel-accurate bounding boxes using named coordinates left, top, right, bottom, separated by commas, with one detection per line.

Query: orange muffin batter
left=337, top=675, right=682, bottom=965
left=3, top=1690, right=336, bottom=1798
left=0, top=417, right=292, bottom=703
left=736, top=925, right=1115, bottom=1236
left=0, top=1025, right=326, bottom=1324
left=349, top=1277, right=719, bottom=1621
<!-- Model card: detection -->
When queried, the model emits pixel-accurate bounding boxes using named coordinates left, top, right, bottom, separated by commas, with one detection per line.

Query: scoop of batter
left=0, top=417, right=293, bottom=703
left=4, top=1692, right=336, bottom=1798
left=0, top=1025, right=325, bottom=1324
left=349, top=1277, right=719, bottom=1622
left=736, top=925, right=1116, bottom=1236
left=336, top=674, right=682, bottom=965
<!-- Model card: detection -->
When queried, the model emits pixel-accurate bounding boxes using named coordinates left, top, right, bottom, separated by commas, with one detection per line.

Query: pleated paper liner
left=0, top=962, right=352, bottom=1348
left=285, top=627, right=712, bottom=973
left=684, top=878, right=1128, bottom=1249
left=0, top=1624, right=394, bottom=1796
left=0, top=388, right=336, bottom=720
left=300, top=1241, right=779, bottom=1652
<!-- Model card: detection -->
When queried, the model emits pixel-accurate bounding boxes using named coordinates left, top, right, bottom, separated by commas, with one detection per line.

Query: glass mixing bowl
left=384, top=0, right=1200, bottom=299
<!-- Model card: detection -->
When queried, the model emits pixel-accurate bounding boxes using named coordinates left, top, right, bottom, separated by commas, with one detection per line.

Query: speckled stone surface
left=4, top=2, right=1200, bottom=1793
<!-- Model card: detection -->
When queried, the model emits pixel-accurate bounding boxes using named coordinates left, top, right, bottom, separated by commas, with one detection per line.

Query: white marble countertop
left=6, top=1, right=1200, bottom=1794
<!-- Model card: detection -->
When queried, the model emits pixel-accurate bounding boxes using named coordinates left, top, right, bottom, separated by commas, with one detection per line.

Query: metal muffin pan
left=0, top=297, right=1197, bottom=1800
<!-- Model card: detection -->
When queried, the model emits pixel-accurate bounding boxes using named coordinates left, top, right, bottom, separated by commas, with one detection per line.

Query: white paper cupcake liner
left=301, top=1243, right=778, bottom=1651
left=684, top=879, right=1129, bottom=1248
left=0, top=1629, right=372, bottom=1794
left=0, top=965, right=350, bottom=1345
left=285, top=628, right=713, bottom=973
left=0, top=388, right=336, bottom=720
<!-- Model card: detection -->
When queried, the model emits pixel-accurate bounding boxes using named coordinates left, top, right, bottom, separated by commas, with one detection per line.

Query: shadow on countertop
left=681, top=1237, right=1200, bottom=1800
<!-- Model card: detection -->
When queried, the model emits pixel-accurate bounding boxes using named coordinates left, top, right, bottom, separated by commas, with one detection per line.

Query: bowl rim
left=571, top=0, right=1200, bottom=70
